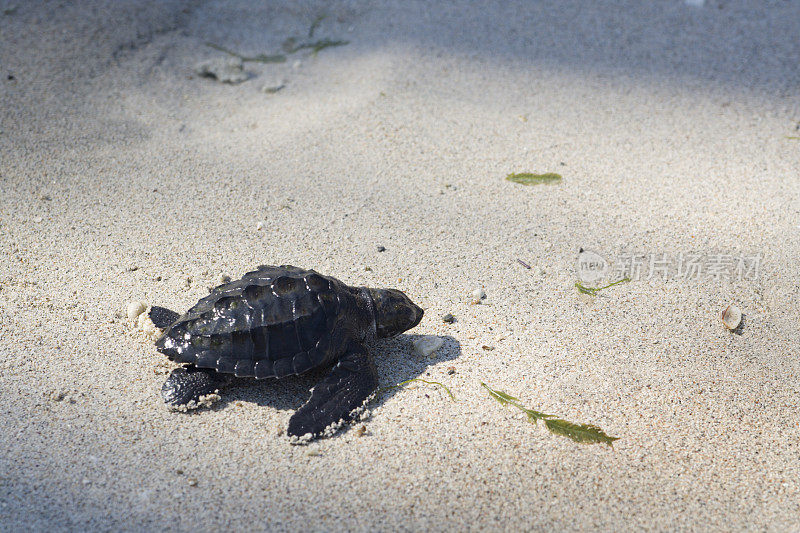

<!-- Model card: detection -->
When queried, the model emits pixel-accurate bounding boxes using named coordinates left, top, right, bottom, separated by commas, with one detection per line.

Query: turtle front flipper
left=287, top=342, right=378, bottom=443
left=162, top=365, right=231, bottom=411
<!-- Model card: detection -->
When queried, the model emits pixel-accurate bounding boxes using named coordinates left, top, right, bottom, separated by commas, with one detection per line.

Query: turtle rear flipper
left=149, top=306, right=180, bottom=329
left=162, top=365, right=231, bottom=411
left=287, top=343, right=377, bottom=442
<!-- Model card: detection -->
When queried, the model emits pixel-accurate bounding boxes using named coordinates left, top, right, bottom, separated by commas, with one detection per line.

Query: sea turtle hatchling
left=148, top=265, right=424, bottom=442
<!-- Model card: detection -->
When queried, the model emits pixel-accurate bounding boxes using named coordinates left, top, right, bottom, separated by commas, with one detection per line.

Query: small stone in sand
left=187, top=478, right=198, bottom=487
left=413, top=336, right=444, bottom=357
left=256, top=221, right=265, bottom=230
left=447, top=366, right=456, bottom=375
left=127, top=301, right=147, bottom=322
left=195, top=57, right=248, bottom=84
left=377, top=245, right=386, bottom=252
left=261, top=82, right=285, bottom=94
left=355, top=425, right=367, bottom=437
left=481, top=345, right=494, bottom=351
left=48, top=390, right=67, bottom=402
left=442, top=313, right=455, bottom=323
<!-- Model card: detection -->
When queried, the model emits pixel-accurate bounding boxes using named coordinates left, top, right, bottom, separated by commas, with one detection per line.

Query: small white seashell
left=721, top=304, right=742, bottom=330
left=471, top=288, right=486, bottom=304
left=412, top=336, right=444, bottom=357
left=126, top=301, right=147, bottom=322
left=256, top=221, right=265, bottom=231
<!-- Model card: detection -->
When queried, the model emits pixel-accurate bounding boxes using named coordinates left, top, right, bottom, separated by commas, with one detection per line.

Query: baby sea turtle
left=149, top=265, right=423, bottom=442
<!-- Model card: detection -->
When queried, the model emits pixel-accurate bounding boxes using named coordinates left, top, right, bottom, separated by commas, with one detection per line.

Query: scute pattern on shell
left=155, top=265, right=342, bottom=378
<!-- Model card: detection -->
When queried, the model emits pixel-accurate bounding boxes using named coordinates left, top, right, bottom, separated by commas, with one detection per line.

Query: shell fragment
left=721, top=304, right=742, bottom=330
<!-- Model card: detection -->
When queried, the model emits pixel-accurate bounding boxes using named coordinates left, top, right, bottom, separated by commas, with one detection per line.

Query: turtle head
left=369, top=288, right=424, bottom=338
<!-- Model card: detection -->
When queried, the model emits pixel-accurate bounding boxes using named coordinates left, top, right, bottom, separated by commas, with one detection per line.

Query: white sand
left=2, top=0, right=800, bottom=530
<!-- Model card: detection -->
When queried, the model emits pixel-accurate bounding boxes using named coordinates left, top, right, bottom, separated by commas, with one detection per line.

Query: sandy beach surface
left=2, top=0, right=800, bottom=530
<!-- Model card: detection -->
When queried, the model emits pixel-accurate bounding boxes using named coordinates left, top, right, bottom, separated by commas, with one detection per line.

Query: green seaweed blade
left=506, top=172, right=562, bottom=185
left=544, top=418, right=619, bottom=446
left=521, top=407, right=554, bottom=424
left=481, top=382, right=519, bottom=405
left=248, top=54, right=287, bottom=63
left=574, top=277, right=630, bottom=297
left=482, top=382, right=619, bottom=446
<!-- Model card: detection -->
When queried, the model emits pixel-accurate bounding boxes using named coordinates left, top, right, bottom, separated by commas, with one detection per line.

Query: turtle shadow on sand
left=198, top=333, right=461, bottom=427
left=371, top=333, right=461, bottom=401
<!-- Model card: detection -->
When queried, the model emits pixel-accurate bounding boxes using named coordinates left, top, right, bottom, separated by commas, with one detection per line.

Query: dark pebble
left=442, top=313, right=455, bottom=323
left=447, top=366, right=456, bottom=375
left=376, top=245, right=386, bottom=252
